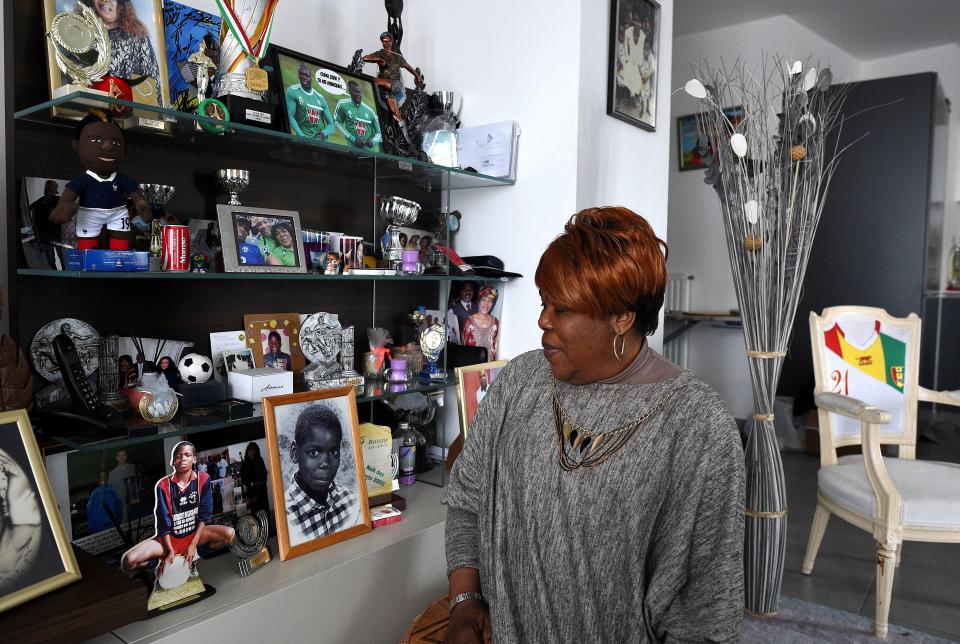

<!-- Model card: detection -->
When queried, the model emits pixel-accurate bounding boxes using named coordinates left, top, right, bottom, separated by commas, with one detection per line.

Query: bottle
left=398, top=422, right=417, bottom=485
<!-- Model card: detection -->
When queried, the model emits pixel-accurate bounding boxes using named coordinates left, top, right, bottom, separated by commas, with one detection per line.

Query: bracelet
left=449, top=591, right=485, bottom=611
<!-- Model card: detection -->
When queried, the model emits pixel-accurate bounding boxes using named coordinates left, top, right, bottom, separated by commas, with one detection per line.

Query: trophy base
left=52, top=84, right=109, bottom=101
left=218, top=94, right=279, bottom=131
left=237, top=546, right=271, bottom=577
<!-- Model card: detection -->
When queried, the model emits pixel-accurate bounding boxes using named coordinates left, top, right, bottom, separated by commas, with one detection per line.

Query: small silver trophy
left=421, top=91, right=463, bottom=167
left=379, top=196, right=422, bottom=270
left=97, top=335, right=130, bottom=412
left=218, top=169, right=250, bottom=206
left=229, top=510, right=271, bottom=577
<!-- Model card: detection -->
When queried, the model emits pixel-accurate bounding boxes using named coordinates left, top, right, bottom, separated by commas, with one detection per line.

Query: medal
left=214, top=0, right=279, bottom=91
left=245, top=64, right=269, bottom=92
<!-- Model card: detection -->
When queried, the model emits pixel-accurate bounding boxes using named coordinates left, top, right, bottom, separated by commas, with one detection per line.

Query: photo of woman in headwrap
left=461, top=286, right=499, bottom=360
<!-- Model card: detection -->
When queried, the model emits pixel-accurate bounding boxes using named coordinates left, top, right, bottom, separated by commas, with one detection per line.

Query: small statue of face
left=74, top=119, right=125, bottom=178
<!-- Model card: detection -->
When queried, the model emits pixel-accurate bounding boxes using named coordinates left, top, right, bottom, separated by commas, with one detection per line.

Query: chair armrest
left=918, top=386, right=960, bottom=407
left=814, top=392, right=892, bottom=425
left=814, top=392, right=901, bottom=541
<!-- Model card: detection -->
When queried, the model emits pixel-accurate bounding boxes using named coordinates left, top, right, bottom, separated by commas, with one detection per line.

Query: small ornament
left=744, top=200, right=760, bottom=225
left=190, top=254, right=208, bottom=272
left=684, top=78, right=707, bottom=98
left=789, top=60, right=803, bottom=75
left=178, top=353, right=213, bottom=384
left=744, top=234, right=763, bottom=252
left=730, top=133, right=748, bottom=158
left=791, top=145, right=807, bottom=161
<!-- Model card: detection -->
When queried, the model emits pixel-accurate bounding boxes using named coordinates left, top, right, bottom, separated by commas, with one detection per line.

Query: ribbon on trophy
left=213, top=0, right=279, bottom=92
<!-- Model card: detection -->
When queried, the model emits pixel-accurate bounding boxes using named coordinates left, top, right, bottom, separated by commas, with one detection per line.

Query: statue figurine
left=49, top=112, right=152, bottom=251
left=187, top=37, right=217, bottom=101
left=360, top=31, right=425, bottom=145
left=385, top=0, right=404, bottom=50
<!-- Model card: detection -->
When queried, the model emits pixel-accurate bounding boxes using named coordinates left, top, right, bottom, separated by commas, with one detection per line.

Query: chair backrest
left=809, top=306, right=921, bottom=465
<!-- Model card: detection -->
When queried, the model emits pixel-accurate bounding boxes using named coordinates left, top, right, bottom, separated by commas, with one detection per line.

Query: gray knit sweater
left=443, top=349, right=745, bottom=643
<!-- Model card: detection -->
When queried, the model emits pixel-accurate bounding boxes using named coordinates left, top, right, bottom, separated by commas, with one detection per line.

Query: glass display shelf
left=17, top=268, right=516, bottom=282
left=14, top=91, right=514, bottom=191
left=49, top=376, right=455, bottom=452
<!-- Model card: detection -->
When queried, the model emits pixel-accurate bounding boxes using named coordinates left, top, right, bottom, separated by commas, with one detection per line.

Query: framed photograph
left=607, top=0, right=661, bottom=131
left=44, top=0, right=171, bottom=109
left=210, top=330, right=248, bottom=381
left=0, top=410, right=80, bottom=612
left=446, top=281, right=504, bottom=360
left=19, top=176, right=73, bottom=271
left=271, top=45, right=383, bottom=153
left=455, top=360, right=509, bottom=439
left=677, top=107, right=745, bottom=171
left=263, top=389, right=371, bottom=561
left=243, top=312, right=306, bottom=375
left=162, top=0, right=221, bottom=113
left=217, top=205, right=307, bottom=274
left=223, top=348, right=255, bottom=373
left=194, top=438, right=274, bottom=523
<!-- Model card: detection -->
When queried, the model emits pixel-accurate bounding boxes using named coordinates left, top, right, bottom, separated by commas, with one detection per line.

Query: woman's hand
left=444, top=600, right=491, bottom=644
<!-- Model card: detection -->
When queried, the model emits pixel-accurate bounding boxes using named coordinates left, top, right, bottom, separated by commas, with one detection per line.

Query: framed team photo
left=607, top=0, right=660, bottom=131
left=217, top=205, right=306, bottom=274
left=262, top=389, right=371, bottom=561
left=455, top=360, right=509, bottom=439
left=270, top=45, right=383, bottom=153
left=0, top=410, right=81, bottom=613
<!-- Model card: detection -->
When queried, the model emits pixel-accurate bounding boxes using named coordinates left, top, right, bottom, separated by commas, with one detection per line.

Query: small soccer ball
left=178, top=353, right=213, bottom=384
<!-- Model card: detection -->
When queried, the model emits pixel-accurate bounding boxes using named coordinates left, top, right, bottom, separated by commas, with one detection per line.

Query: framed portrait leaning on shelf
left=270, top=45, right=384, bottom=153
left=607, top=0, right=660, bottom=131
left=217, top=205, right=306, bottom=274
left=242, top=312, right=306, bottom=376
left=455, top=360, right=509, bottom=439
left=0, top=410, right=81, bottom=613
left=263, top=389, right=371, bottom=561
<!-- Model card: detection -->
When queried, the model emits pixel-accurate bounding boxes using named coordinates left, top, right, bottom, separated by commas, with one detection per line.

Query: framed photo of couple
left=217, top=206, right=306, bottom=274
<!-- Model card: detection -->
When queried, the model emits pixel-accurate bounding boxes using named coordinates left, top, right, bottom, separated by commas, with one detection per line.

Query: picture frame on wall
left=44, top=0, right=171, bottom=113
left=0, top=410, right=81, bottom=613
left=270, top=45, right=384, bottom=153
left=242, top=312, right=306, bottom=375
left=217, top=205, right=307, bottom=274
left=262, top=389, right=371, bottom=561
left=676, top=107, right=745, bottom=171
left=455, top=360, right=509, bottom=439
left=607, top=0, right=661, bottom=131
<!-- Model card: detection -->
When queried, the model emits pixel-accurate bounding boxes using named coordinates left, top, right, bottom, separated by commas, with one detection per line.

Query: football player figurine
left=360, top=31, right=425, bottom=144
left=50, top=111, right=152, bottom=251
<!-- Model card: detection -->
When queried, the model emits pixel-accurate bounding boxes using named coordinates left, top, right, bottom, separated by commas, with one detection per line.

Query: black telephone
left=38, top=333, right=125, bottom=437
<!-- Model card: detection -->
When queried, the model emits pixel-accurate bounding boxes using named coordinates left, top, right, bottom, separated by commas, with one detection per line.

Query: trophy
left=47, top=3, right=111, bottom=96
left=212, top=0, right=280, bottom=129
left=420, top=323, right=446, bottom=379
left=379, top=196, right=421, bottom=270
left=140, top=184, right=176, bottom=220
left=218, top=169, right=250, bottom=206
left=300, top=313, right=363, bottom=390
left=140, top=184, right=175, bottom=264
left=340, top=326, right=361, bottom=380
left=97, top=335, right=130, bottom=413
left=421, top=91, right=462, bottom=167
left=229, top=511, right=271, bottom=577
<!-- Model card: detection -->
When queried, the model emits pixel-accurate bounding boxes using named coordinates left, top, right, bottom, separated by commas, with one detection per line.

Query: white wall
left=577, top=0, right=674, bottom=352
left=667, top=16, right=862, bottom=418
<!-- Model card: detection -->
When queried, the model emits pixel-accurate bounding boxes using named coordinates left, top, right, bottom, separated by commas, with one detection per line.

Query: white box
left=456, top=120, right=520, bottom=180
left=227, top=368, right=293, bottom=402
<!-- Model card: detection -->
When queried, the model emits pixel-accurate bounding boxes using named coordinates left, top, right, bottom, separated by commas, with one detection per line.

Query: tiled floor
left=780, top=414, right=960, bottom=641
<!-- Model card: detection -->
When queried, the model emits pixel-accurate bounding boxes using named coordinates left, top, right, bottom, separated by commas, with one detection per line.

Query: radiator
left=664, top=273, right=692, bottom=368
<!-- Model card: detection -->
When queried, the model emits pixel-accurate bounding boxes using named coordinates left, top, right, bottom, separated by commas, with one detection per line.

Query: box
left=359, top=423, right=393, bottom=500
left=227, top=368, right=293, bottom=403
left=219, top=94, right=279, bottom=130
left=175, top=379, right=227, bottom=408
left=65, top=249, right=150, bottom=272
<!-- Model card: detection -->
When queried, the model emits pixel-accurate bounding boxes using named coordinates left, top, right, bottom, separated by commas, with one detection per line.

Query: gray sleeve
left=645, top=395, right=745, bottom=642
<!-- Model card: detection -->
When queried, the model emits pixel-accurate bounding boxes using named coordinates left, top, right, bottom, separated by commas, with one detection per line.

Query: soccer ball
left=178, top=353, right=213, bottom=384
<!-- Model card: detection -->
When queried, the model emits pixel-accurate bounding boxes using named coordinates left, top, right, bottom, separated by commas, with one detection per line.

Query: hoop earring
left=613, top=332, right=626, bottom=362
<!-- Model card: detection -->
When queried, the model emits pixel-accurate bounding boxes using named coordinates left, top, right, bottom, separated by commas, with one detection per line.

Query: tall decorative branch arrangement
left=684, top=57, right=850, bottom=615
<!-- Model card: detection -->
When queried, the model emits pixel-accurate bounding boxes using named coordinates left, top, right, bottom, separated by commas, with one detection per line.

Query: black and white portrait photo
left=262, top=389, right=371, bottom=561
left=0, top=411, right=80, bottom=612
left=608, top=0, right=661, bottom=131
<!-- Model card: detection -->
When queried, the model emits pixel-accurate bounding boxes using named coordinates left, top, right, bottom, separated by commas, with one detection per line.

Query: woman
left=268, top=221, right=298, bottom=267
left=240, top=442, right=269, bottom=516
left=461, top=287, right=499, bottom=360
left=443, top=207, right=744, bottom=643
left=157, top=355, right=181, bottom=388
left=118, top=354, right=138, bottom=388
left=81, top=0, right=161, bottom=101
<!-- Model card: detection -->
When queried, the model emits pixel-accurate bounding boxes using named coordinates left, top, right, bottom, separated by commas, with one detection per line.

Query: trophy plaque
left=230, top=510, right=272, bottom=577
left=301, top=313, right=363, bottom=390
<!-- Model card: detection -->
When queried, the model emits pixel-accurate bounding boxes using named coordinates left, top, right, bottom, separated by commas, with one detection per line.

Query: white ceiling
left=673, top=0, right=960, bottom=61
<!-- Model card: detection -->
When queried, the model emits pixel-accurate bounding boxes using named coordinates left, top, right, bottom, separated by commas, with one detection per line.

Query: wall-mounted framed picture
left=607, top=0, right=661, bottom=131
left=676, top=106, right=745, bottom=171
left=455, top=360, right=509, bottom=439
left=0, top=410, right=81, bottom=613
left=43, top=0, right=171, bottom=112
left=242, top=312, right=306, bottom=376
left=217, top=205, right=306, bottom=274
left=262, top=388, right=371, bottom=561
left=270, top=45, right=384, bottom=152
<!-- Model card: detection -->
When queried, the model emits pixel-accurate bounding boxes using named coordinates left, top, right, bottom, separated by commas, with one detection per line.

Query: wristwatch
left=449, top=591, right=485, bottom=611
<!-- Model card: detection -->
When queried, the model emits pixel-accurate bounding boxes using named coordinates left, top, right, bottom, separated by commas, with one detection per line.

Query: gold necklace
left=551, top=375, right=684, bottom=470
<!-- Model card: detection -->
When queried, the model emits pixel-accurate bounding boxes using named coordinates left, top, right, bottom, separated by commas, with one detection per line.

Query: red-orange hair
left=535, top=206, right=668, bottom=335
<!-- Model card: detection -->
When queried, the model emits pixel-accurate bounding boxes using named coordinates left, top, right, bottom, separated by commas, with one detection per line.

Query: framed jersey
left=270, top=46, right=383, bottom=154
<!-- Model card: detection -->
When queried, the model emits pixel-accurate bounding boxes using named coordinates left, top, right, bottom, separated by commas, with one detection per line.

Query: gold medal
left=245, top=65, right=269, bottom=92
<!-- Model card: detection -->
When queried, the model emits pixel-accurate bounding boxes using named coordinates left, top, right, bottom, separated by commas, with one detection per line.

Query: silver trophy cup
left=218, top=169, right=250, bottom=206
left=379, top=196, right=422, bottom=267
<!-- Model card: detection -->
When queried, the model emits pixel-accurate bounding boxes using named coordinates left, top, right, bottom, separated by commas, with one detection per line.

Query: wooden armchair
left=802, top=306, right=960, bottom=638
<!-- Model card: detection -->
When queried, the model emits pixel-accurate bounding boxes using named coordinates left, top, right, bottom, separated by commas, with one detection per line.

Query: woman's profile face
left=538, top=295, right=618, bottom=385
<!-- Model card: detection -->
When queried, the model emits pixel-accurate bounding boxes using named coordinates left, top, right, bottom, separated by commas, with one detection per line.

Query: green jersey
left=334, top=99, right=382, bottom=147
left=286, top=84, right=334, bottom=140
left=271, top=245, right=297, bottom=267
left=256, top=235, right=276, bottom=258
